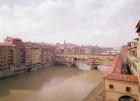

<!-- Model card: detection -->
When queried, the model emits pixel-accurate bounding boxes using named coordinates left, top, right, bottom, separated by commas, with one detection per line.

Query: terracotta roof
left=126, top=46, right=131, bottom=50
left=107, top=54, right=122, bottom=73
left=104, top=54, right=139, bottom=83
left=0, top=43, right=16, bottom=47
left=104, top=73, right=138, bottom=83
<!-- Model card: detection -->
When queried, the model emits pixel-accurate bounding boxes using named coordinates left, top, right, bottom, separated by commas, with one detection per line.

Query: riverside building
left=4, top=37, right=26, bottom=69
left=0, top=43, right=17, bottom=77
left=104, top=20, right=140, bottom=101
left=0, top=37, right=55, bottom=78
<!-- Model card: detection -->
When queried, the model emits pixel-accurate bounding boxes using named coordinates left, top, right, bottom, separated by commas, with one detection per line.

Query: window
left=126, top=87, right=131, bottom=92
left=109, top=84, right=114, bottom=89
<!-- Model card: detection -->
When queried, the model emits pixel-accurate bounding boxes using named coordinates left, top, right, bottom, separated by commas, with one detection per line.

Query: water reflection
left=0, top=66, right=102, bottom=101
left=97, top=65, right=109, bottom=72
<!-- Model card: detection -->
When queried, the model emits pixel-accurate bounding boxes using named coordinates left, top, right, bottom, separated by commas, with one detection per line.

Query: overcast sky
left=0, top=0, right=139, bottom=47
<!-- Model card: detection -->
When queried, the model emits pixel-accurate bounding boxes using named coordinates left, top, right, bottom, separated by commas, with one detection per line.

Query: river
left=0, top=66, right=103, bottom=101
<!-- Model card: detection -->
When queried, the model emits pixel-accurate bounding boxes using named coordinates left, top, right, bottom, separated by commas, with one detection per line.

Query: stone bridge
left=54, top=53, right=116, bottom=65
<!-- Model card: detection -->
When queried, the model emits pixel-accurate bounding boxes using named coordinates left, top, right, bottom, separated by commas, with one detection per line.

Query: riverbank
left=82, top=81, right=104, bottom=101
left=0, top=63, right=53, bottom=79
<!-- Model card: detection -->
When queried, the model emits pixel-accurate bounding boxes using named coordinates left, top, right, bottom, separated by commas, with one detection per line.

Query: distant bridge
left=54, top=53, right=116, bottom=65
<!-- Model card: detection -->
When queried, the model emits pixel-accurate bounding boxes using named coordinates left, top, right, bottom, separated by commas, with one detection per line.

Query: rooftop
left=103, top=54, right=139, bottom=83
left=0, top=43, right=16, bottom=47
left=104, top=73, right=138, bottom=83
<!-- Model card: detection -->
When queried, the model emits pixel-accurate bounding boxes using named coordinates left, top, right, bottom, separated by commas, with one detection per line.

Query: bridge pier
left=91, top=64, right=98, bottom=70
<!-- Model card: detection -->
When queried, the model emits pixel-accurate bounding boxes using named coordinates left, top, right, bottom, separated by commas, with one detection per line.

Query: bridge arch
left=119, top=95, right=136, bottom=101
left=73, top=57, right=78, bottom=61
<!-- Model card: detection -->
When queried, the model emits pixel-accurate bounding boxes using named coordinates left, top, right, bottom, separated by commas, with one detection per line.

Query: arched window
left=119, top=95, right=136, bottom=101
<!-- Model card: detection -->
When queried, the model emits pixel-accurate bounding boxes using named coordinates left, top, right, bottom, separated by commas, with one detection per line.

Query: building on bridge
left=55, top=53, right=116, bottom=67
